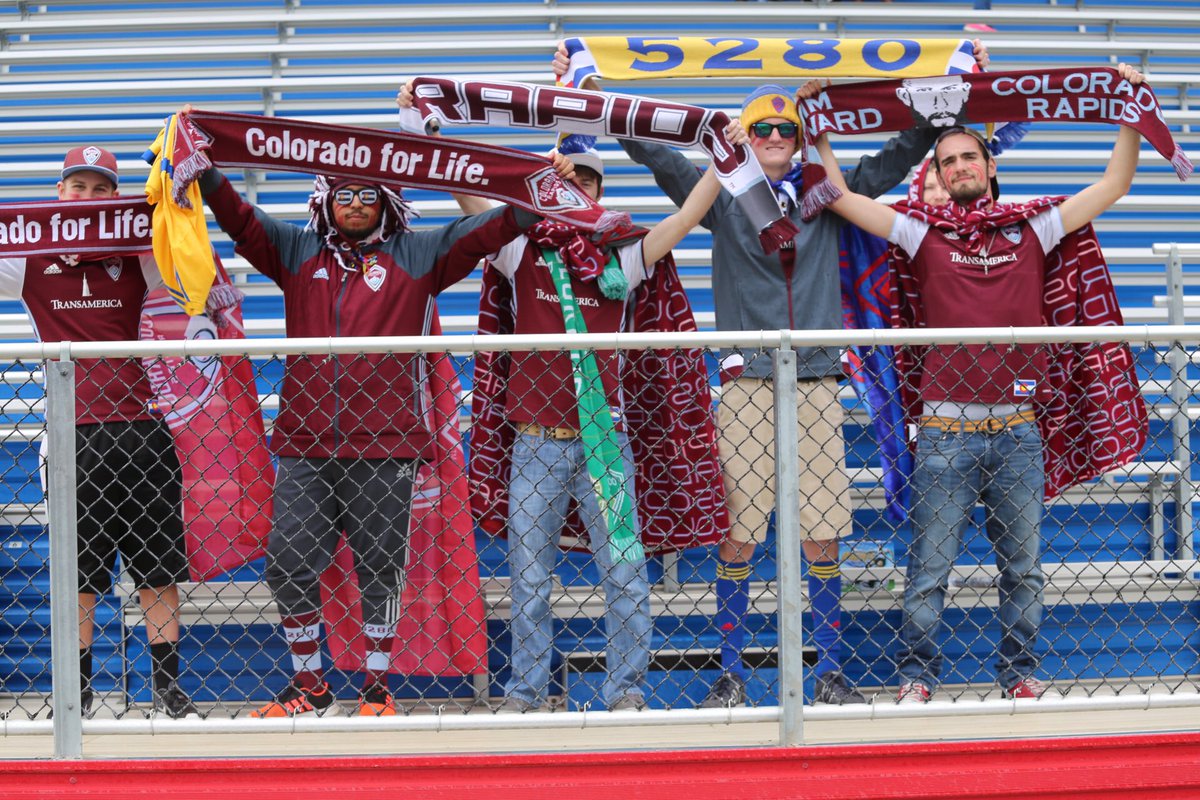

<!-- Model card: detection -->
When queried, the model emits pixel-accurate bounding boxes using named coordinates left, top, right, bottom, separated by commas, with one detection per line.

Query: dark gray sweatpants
left=266, top=456, right=417, bottom=628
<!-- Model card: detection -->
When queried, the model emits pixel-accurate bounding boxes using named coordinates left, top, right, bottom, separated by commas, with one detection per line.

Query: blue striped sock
left=715, top=559, right=751, bottom=678
left=808, top=560, right=843, bottom=677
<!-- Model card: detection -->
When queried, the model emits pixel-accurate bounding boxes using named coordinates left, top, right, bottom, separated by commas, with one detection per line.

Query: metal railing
left=0, top=323, right=1194, bottom=756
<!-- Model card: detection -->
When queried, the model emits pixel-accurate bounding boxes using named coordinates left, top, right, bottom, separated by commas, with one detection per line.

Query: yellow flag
left=143, top=116, right=216, bottom=316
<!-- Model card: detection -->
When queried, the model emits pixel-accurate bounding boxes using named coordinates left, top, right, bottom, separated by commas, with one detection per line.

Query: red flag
left=139, top=255, right=273, bottom=580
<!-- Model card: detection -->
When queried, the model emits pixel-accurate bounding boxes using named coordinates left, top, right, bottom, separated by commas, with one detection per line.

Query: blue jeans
left=504, top=431, right=651, bottom=707
left=897, top=422, right=1045, bottom=691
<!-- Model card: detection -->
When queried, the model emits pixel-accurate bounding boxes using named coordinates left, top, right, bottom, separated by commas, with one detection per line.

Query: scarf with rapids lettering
left=410, top=77, right=801, bottom=248
left=469, top=232, right=728, bottom=553
left=801, top=67, right=1192, bottom=180
left=888, top=195, right=1148, bottom=500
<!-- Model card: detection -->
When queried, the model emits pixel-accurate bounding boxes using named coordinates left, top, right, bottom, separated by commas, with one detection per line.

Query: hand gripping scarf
left=888, top=196, right=1149, bottom=500
left=800, top=67, right=1192, bottom=180
left=470, top=231, right=728, bottom=554
left=409, top=77, right=801, bottom=250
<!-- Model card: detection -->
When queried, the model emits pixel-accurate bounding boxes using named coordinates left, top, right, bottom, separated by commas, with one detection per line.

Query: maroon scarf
left=889, top=197, right=1148, bottom=499
left=801, top=67, right=1192, bottom=180
left=469, top=233, right=728, bottom=553
left=410, top=77, right=802, bottom=250
left=171, top=110, right=630, bottom=234
left=525, top=218, right=630, bottom=281
left=0, top=197, right=152, bottom=258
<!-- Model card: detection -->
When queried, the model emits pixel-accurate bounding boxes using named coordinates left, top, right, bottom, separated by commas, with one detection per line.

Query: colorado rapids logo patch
left=364, top=263, right=386, bottom=292
left=526, top=168, right=590, bottom=214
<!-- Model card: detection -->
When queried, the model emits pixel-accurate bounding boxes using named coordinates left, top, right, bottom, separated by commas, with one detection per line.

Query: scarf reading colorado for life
left=409, top=77, right=800, bottom=250
left=0, top=196, right=271, bottom=580
left=159, top=109, right=630, bottom=313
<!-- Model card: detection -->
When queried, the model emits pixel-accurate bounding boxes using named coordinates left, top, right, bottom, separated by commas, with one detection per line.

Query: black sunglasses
left=333, top=187, right=380, bottom=206
left=749, top=121, right=800, bottom=139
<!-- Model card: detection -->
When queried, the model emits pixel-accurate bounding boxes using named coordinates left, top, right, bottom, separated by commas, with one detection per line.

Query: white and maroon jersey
left=889, top=209, right=1064, bottom=405
left=0, top=254, right=161, bottom=425
left=490, top=235, right=648, bottom=428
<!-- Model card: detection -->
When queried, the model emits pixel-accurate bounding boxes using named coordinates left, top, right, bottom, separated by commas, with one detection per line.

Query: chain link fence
left=0, top=326, right=1195, bottom=749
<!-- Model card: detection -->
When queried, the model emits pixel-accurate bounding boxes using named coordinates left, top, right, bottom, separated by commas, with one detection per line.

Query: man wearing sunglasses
left=814, top=63, right=1146, bottom=704
left=556, top=39, right=989, bottom=710
left=194, top=143, right=571, bottom=719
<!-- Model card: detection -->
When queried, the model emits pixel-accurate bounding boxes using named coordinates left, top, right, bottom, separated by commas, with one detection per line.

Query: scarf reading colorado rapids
left=409, top=77, right=801, bottom=251
left=801, top=67, right=1192, bottom=180
left=169, top=109, right=630, bottom=231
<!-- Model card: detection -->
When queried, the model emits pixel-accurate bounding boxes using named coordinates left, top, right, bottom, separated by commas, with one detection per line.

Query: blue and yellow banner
left=560, top=36, right=977, bottom=87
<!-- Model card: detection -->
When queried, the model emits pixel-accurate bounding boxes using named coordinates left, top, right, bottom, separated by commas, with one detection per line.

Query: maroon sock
left=281, top=611, right=323, bottom=690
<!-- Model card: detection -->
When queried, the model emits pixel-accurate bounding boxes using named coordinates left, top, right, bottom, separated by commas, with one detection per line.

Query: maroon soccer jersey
left=0, top=254, right=160, bottom=424
left=489, top=235, right=647, bottom=428
left=889, top=210, right=1064, bottom=405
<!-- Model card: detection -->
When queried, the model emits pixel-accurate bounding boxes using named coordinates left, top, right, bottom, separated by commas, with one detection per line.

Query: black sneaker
left=252, top=681, right=341, bottom=718
left=153, top=681, right=202, bottom=719
left=698, top=671, right=747, bottom=709
left=814, top=670, right=867, bottom=705
left=46, top=689, right=93, bottom=720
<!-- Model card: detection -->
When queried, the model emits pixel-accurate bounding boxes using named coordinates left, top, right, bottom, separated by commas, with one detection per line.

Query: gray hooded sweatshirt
left=620, top=128, right=937, bottom=379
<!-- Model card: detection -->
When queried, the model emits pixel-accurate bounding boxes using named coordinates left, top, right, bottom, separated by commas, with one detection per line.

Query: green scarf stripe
left=543, top=248, right=644, bottom=565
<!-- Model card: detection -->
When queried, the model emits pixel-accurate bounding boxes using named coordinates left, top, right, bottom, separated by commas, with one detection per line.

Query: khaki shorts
left=716, top=376, right=852, bottom=544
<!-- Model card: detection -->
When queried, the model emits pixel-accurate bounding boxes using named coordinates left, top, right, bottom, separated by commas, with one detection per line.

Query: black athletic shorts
left=74, top=419, right=187, bottom=594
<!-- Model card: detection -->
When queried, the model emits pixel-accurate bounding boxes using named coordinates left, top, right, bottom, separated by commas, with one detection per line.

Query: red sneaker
left=897, top=681, right=932, bottom=704
left=1003, top=678, right=1048, bottom=699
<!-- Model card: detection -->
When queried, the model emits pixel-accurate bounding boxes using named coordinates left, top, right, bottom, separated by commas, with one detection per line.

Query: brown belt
left=919, top=408, right=1037, bottom=434
left=517, top=422, right=580, bottom=440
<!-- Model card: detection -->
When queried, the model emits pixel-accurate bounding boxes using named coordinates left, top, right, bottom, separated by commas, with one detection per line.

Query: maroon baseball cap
left=61, top=145, right=119, bottom=187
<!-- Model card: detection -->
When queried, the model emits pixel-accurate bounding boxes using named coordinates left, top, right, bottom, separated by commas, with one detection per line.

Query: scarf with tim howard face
left=801, top=67, right=1192, bottom=180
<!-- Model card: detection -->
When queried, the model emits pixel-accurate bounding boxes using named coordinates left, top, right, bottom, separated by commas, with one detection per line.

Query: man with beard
left=814, top=63, right=1146, bottom=704
left=194, top=142, right=571, bottom=718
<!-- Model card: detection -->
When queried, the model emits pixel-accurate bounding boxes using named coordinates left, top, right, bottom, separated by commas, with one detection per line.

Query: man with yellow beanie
left=555, top=38, right=989, bottom=708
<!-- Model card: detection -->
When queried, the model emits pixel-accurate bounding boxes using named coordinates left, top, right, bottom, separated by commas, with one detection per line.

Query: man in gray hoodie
left=553, top=42, right=989, bottom=707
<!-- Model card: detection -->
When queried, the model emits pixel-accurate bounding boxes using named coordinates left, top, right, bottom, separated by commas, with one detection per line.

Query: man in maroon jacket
left=196, top=158, right=564, bottom=718
left=0, top=147, right=197, bottom=719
